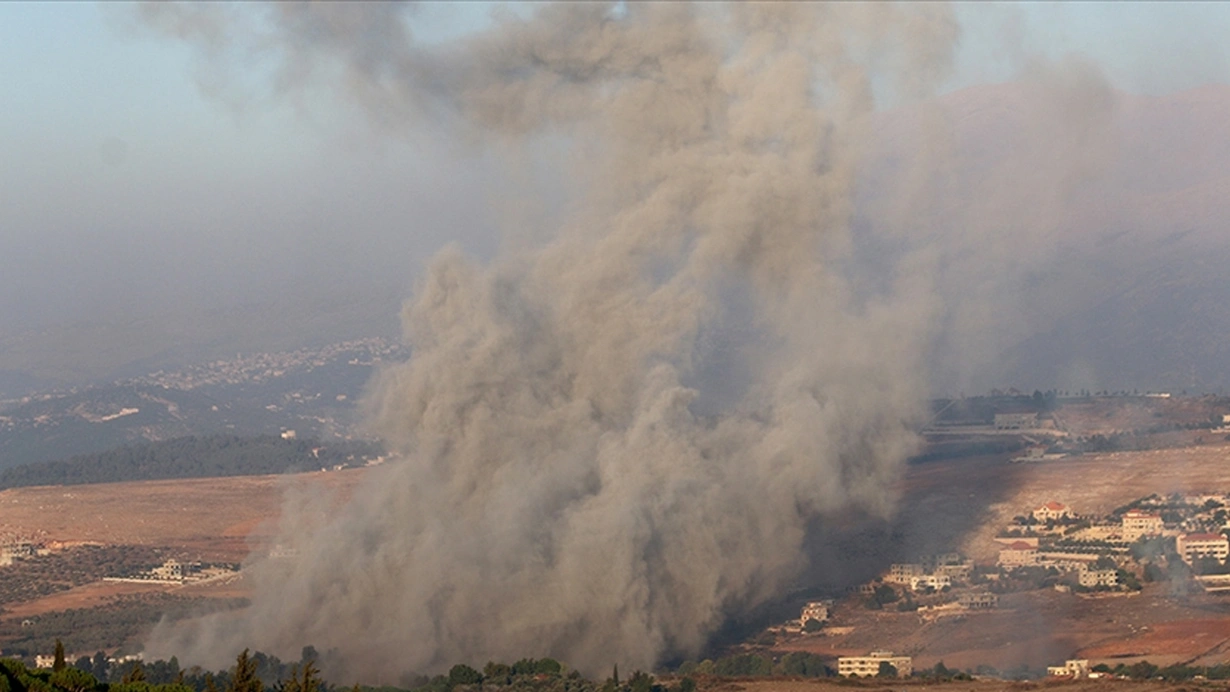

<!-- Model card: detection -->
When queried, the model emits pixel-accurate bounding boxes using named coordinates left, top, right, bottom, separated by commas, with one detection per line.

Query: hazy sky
left=1, top=1, right=1227, bottom=346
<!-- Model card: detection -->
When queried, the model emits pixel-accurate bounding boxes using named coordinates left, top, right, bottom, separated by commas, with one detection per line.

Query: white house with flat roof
left=838, top=651, right=912, bottom=678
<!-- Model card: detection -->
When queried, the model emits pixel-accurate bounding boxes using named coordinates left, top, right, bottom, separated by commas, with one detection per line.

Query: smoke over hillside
left=144, top=1, right=975, bottom=679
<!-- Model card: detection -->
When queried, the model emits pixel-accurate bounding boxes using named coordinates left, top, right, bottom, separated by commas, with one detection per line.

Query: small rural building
left=909, top=574, right=952, bottom=592
left=958, top=592, right=998, bottom=609
left=1047, top=660, right=1090, bottom=678
left=151, top=559, right=184, bottom=581
left=994, top=413, right=1038, bottom=430
left=837, top=651, right=913, bottom=678
left=1032, top=501, right=1073, bottom=522
left=799, top=601, right=829, bottom=626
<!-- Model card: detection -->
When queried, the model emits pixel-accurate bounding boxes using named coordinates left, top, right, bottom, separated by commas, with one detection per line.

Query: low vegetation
left=0, top=436, right=382, bottom=490
left=0, top=546, right=165, bottom=607
left=0, top=596, right=248, bottom=656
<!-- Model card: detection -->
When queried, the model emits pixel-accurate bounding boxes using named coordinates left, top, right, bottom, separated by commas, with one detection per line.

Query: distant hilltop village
left=126, top=337, right=407, bottom=392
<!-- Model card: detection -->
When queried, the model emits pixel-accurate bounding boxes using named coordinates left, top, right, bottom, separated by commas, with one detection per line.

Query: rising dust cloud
left=148, top=2, right=964, bottom=680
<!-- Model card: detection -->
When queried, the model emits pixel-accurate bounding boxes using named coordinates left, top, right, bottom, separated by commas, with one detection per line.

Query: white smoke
left=144, top=1, right=963, bottom=680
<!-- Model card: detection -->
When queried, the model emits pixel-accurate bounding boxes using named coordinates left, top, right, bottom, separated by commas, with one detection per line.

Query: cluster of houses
left=883, top=552, right=974, bottom=592
left=773, top=491, right=1230, bottom=679
left=996, top=494, right=1230, bottom=590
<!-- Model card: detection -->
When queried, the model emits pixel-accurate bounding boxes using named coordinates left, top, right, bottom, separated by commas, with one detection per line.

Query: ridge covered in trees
left=0, top=435, right=382, bottom=490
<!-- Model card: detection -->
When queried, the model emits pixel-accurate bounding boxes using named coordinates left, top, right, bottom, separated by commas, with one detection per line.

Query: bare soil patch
left=957, top=444, right=1230, bottom=562
left=0, top=468, right=365, bottom=562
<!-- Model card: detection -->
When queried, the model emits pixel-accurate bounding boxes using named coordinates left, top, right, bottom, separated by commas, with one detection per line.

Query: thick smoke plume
left=146, top=2, right=961, bottom=680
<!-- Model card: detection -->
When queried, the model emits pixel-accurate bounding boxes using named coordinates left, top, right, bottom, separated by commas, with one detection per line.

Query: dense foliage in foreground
left=12, top=643, right=1230, bottom=692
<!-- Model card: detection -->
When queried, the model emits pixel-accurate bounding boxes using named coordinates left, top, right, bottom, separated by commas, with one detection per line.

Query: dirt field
left=959, top=443, right=1230, bottom=562
left=5, top=441, right=1230, bottom=668
left=0, top=571, right=250, bottom=620
left=776, top=585, right=1230, bottom=672
left=0, top=468, right=366, bottom=562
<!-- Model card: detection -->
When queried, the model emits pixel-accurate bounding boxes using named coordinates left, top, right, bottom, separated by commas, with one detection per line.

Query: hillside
left=0, top=434, right=382, bottom=490
left=0, top=338, right=404, bottom=469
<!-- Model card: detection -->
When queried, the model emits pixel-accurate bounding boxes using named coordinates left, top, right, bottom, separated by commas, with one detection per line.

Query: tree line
left=0, top=435, right=382, bottom=490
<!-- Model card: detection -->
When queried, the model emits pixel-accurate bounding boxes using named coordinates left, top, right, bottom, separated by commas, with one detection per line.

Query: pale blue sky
left=0, top=1, right=1227, bottom=338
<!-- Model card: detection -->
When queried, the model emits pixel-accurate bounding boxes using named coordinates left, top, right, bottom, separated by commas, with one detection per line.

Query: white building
left=1177, top=533, right=1230, bottom=565
left=998, top=541, right=1040, bottom=568
left=909, top=574, right=952, bottom=592
left=800, top=601, right=828, bottom=627
left=958, top=592, right=998, bottom=609
left=35, top=655, right=56, bottom=669
left=1032, top=501, right=1073, bottom=522
left=885, top=563, right=926, bottom=585
left=1078, top=568, right=1119, bottom=588
left=151, top=559, right=184, bottom=581
left=1047, top=660, right=1090, bottom=678
left=1122, top=510, right=1164, bottom=541
left=837, top=651, right=912, bottom=678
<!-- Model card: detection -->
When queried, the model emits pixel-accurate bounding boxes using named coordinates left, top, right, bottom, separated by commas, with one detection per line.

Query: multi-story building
left=837, top=651, right=912, bottom=678
left=885, top=563, right=926, bottom=585
left=35, top=655, right=56, bottom=669
left=1177, top=533, right=1230, bottom=565
left=800, top=601, right=829, bottom=626
left=998, top=541, right=1040, bottom=568
left=958, top=592, right=999, bottom=609
left=1122, top=510, right=1164, bottom=541
left=150, top=559, right=184, bottom=582
left=1078, top=568, right=1119, bottom=588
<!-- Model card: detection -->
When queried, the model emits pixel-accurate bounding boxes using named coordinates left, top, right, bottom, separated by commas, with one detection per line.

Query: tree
left=53, top=640, right=66, bottom=672
left=1128, top=661, right=1158, bottom=679
left=123, top=663, right=146, bottom=684
left=628, top=671, right=653, bottom=692
left=483, top=663, right=510, bottom=683
left=300, top=660, right=321, bottom=692
left=50, top=667, right=96, bottom=692
left=677, top=678, right=696, bottom=692
left=448, top=665, right=482, bottom=687
left=281, top=665, right=302, bottom=692
left=876, top=662, right=898, bottom=678
left=802, top=617, right=823, bottom=633
left=229, top=650, right=261, bottom=692
left=873, top=584, right=898, bottom=606
left=91, top=652, right=109, bottom=681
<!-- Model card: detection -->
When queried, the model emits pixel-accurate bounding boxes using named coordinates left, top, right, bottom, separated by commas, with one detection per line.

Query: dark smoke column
left=146, top=2, right=958, bottom=681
